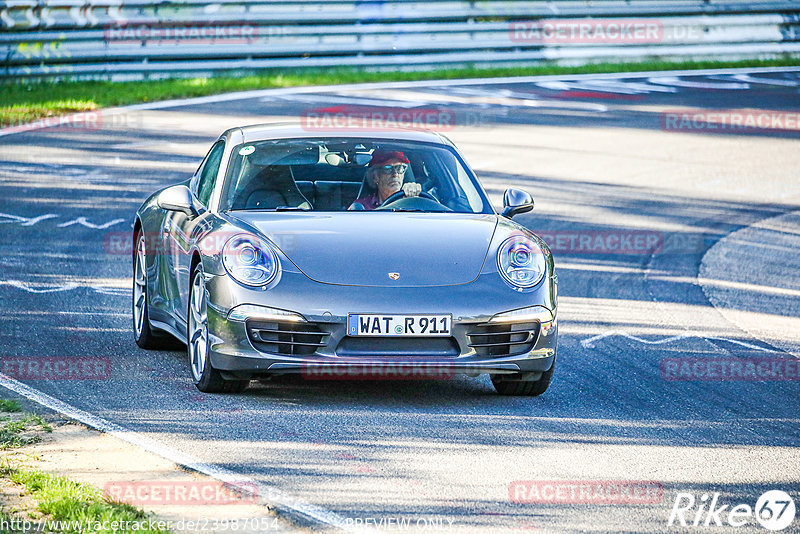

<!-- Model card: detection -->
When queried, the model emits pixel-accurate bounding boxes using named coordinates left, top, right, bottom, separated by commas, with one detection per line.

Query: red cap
left=368, top=150, right=410, bottom=167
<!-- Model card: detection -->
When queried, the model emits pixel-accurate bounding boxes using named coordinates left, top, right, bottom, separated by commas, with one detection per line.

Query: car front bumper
left=203, top=270, right=557, bottom=379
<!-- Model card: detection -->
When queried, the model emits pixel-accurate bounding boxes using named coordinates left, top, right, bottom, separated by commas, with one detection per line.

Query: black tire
left=195, top=370, right=250, bottom=394
left=188, top=265, right=249, bottom=394
left=491, top=357, right=555, bottom=396
left=133, top=231, right=171, bottom=350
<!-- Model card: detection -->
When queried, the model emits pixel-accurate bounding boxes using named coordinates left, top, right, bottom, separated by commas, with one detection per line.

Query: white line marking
left=0, top=213, right=124, bottom=230
left=696, top=277, right=800, bottom=299
left=2, top=66, right=799, bottom=139
left=727, top=74, right=799, bottom=87
left=56, top=311, right=129, bottom=316
left=1, top=281, right=130, bottom=296
left=580, top=331, right=777, bottom=351
left=582, top=79, right=679, bottom=94
left=273, top=93, right=427, bottom=108
left=91, top=286, right=130, bottom=296
left=0, top=375, right=363, bottom=532
left=2, top=280, right=80, bottom=293
left=536, top=79, right=676, bottom=95
left=0, top=213, right=58, bottom=226
left=57, top=217, right=126, bottom=229
left=442, top=86, right=609, bottom=111
left=646, top=76, right=750, bottom=90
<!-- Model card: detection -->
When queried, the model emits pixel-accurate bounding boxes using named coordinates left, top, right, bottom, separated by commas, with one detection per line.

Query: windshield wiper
left=274, top=206, right=310, bottom=211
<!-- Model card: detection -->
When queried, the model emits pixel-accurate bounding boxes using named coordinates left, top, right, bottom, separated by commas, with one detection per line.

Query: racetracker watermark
left=509, top=19, right=664, bottom=43
left=509, top=480, right=663, bottom=504
left=661, top=110, right=800, bottom=132
left=537, top=230, right=709, bottom=255
left=2, top=111, right=143, bottom=134
left=300, top=105, right=497, bottom=132
left=110, top=231, right=298, bottom=256
left=103, top=22, right=290, bottom=45
left=301, top=363, right=456, bottom=380
left=301, top=105, right=458, bottom=132
left=538, top=230, right=662, bottom=255
left=660, top=357, right=800, bottom=381
left=104, top=481, right=259, bottom=506
left=0, top=357, right=111, bottom=380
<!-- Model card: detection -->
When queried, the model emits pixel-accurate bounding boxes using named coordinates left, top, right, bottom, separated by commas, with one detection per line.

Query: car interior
left=223, top=139, right=481, bottom=213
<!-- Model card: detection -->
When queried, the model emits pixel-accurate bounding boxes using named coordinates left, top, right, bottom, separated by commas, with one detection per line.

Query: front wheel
left=491, top=357, right=555, bottom=396
left=188, top=265, right=248, bottom=393
left=133, top=232, right=171, bottom=349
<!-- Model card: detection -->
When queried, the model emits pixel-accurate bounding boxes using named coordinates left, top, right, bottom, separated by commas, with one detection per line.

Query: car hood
left=228, top=212, right=498, bottom=287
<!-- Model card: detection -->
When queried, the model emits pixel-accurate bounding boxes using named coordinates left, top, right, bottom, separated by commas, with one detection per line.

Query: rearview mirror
left=501, top=188, right=534, bottom=218
left=157, top=185, right=199, bottom=218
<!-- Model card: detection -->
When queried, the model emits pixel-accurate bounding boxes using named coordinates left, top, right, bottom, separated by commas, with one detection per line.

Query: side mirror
left=157, top=185, right=199, bottom=218
left=501, top=188, right=534, bottom=218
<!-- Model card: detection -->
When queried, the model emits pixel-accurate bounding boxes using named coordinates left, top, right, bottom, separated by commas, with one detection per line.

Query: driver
left=348, top=150, right=421, bottom=210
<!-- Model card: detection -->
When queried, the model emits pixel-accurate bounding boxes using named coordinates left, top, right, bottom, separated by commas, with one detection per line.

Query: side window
left=196, top=141, right=225, bottom=207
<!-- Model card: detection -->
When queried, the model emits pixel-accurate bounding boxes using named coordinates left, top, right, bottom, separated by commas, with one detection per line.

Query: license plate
left=348, top=314, right=452, bottom=337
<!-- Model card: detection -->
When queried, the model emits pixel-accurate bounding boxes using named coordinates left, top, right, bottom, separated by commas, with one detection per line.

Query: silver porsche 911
left=132, top=124, right=558, bottom=395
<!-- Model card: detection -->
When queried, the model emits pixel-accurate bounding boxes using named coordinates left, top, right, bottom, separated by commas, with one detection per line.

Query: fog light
left=227, top=304, right=305, bottom=322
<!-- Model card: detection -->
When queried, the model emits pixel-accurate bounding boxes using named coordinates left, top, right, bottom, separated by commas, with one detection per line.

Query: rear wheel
left=133, top=232, right=170, bottom=349
left=188, top=265, right=248, bottom=393
left=491, top=357, right=555, bottom=396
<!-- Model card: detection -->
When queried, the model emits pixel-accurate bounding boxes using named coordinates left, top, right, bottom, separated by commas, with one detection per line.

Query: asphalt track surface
left=1, top=67, right=799, bottom=533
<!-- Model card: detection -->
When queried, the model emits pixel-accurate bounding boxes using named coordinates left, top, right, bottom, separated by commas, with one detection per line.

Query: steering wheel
left=376, top=189, right=452, bottom=212
left=379, top=189, right=439, bottom=207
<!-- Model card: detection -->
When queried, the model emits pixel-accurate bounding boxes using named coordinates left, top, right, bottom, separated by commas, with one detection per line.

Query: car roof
left=224, top=122, right=453, bottom=146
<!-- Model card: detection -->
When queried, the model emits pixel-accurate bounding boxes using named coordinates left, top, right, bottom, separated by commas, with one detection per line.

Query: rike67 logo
left=669, top=490, right=796, bottom=531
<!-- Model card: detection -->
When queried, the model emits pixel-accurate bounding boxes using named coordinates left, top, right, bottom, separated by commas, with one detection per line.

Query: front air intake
left=246, top=320, right=329, bottom=356
left=466, top=322, right=539, bottom=357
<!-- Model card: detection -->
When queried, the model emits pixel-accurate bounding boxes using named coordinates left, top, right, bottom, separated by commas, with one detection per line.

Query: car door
left=165, top=139, right=225, bottom=329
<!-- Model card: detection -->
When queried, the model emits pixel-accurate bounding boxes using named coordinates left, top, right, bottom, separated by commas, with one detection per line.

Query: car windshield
left=220, top=138, right=493, bottom=213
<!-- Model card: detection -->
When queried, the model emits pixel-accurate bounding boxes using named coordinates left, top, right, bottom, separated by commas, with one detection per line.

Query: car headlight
left=497, top=235, right=546, bottom=289
left=222, top=234, right=279, bottom=286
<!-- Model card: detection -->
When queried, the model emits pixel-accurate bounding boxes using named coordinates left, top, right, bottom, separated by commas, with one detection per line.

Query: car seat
left=240, top=166, right=312, bottom=210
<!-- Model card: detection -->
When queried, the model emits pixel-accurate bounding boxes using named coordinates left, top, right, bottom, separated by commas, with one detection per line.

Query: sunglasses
left=378, top=164, right=408, bottom=174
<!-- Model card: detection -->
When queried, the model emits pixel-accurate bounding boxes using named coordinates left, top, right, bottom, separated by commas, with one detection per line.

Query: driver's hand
left=402, top=183, right=421, bottom=198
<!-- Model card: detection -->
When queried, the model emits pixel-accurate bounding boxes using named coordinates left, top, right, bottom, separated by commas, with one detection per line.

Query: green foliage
left=0, top=399, right=22, bottom=413
left=6, top=467, right=167, bottom=533
left=0, top=403, right=164, bottom=533
left=0, top=414, right=52, bottom=450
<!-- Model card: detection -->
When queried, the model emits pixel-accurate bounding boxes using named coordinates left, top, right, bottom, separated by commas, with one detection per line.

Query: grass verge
left=2, top=57, right=799, bottom=128
left=1, top=465, right=168, bottom=533
left=0, top=403, right=51, bottom=450
left=0, top=399, right=168, bottom=533
left=0, top=401, right=22, bottom=414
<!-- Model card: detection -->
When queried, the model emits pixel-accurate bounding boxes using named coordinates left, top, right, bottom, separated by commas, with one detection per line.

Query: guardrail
left=2, top=0, right=799, bottom=80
